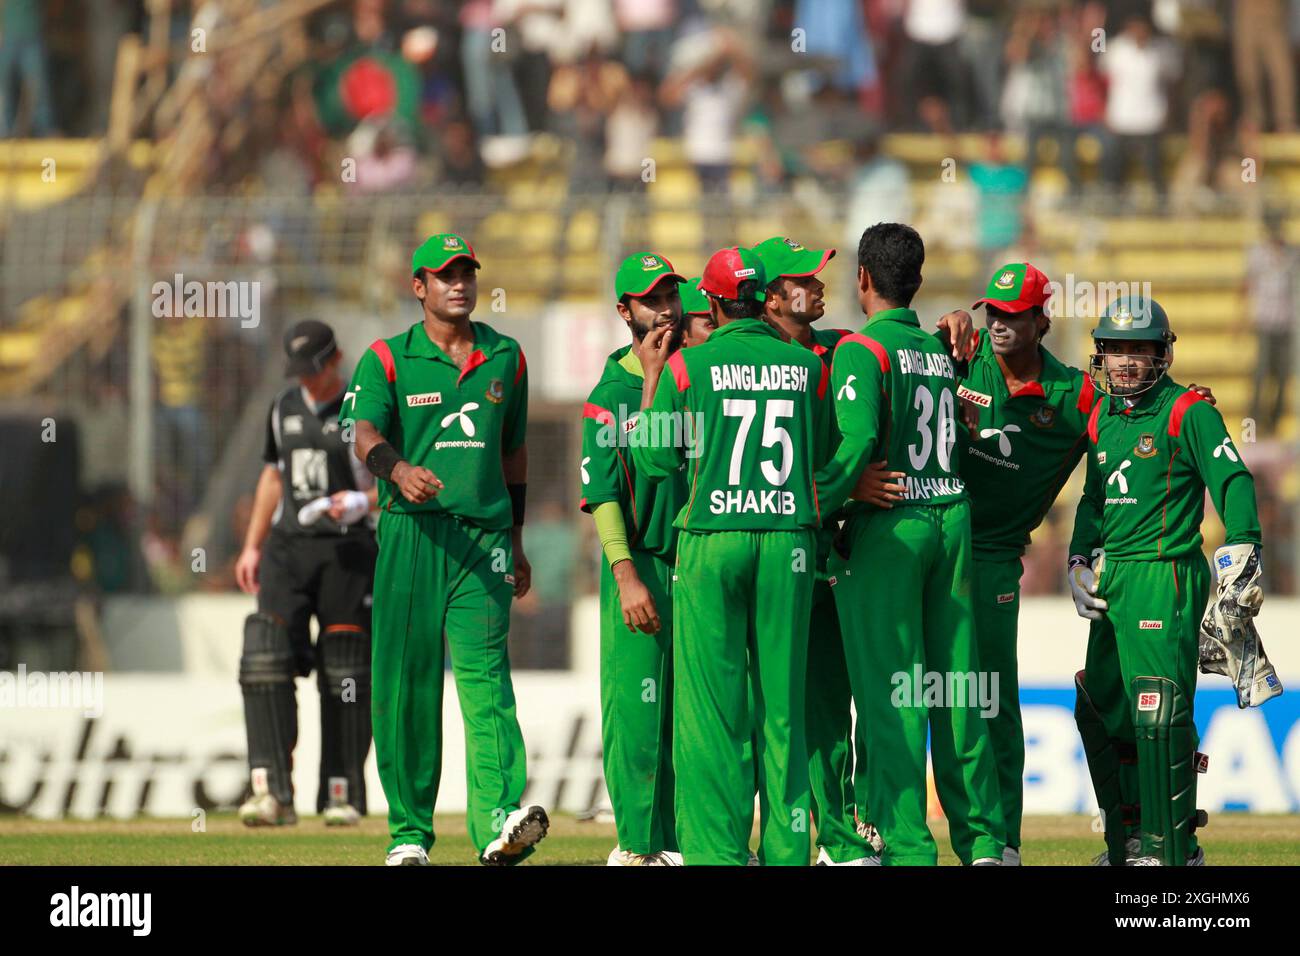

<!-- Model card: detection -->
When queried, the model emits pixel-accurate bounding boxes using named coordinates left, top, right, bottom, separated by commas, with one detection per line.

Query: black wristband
left=508, top=483, right=526, bottom=527
left=366, top=442, right=403, bottom=482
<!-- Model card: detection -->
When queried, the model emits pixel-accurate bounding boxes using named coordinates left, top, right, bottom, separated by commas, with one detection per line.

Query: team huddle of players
left=583, top=223, right=1266, bottom=867
left=238, top=220, right=1268, bottom=867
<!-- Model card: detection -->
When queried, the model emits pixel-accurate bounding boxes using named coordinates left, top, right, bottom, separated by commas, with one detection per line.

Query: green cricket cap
left=615, top=252, right=685, bottom=299
left=753, top=236, right=836, bottom=284
left=680, top=276, right=710, bottom=315
left=412, top=233, right=481, bottom=276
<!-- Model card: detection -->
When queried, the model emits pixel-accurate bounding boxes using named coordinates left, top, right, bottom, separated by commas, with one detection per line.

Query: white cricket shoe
left=658, top=850, right=684, bottom=866
left=1091, top=836, right=1142, bottom=865
left=323, top=803, right=361, bottom=827
left=1187, top=847, right=1205, bottom=866
left=481, top=805, right=550, bottom=866
left=239, top=793, right=297, bottom=827
left=855, top=819, right=885, bottom=853
left=1002, top=846, right=1021, bottom=866
left=971, top=857, right=1003, bottom=866
left=816, top=847, right=881, bottom=866
left=607, top=846, right=674, bottom=866
left=1129, top=847, right=1206, bottom=867
left=385, top=844, right=429, bottom=866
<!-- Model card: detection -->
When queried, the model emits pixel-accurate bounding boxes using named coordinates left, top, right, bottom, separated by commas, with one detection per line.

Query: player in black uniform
left=234, top=320, right=378, bottom=826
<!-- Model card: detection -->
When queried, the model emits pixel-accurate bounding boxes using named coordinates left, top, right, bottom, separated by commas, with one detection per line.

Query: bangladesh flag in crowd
left=314, top=48, right=422, bottom=137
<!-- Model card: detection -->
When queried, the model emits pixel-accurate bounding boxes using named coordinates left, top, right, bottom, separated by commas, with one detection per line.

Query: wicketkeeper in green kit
left=817, top=223, right=1007, bottom=866
left=632, top=246, right=831, bottom=866
left=580, top=252, right=689, bottom=866
left=1068, top=295, right=1273, bottom=866
left=344, top=234, right=549, bottom=866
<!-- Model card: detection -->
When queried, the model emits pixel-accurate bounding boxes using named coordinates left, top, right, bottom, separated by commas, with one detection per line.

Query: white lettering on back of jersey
left=709, top=364, right=809, bottom=393
left=895, top=349, right=955, bottom=380
left=708, top=489, right=797, bottom=514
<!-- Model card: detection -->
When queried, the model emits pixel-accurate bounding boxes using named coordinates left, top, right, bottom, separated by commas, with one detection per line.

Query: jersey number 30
left=723, top=398, right=794, bottom=486
left=909, top=387, right=956, bottom=472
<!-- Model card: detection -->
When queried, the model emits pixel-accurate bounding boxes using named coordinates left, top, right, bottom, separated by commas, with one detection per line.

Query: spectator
left=0, top=0, right=55, bottom=137
left=549, top=44, right=629, bottom=192
left=968, top=132, right=1029, bottom=264
left=1243, top=214, right=1298, bottom=434
left=460, top=0, right=529, bottom=146
left=496, top=0, right=565, bottom=133
left=842, top=120, right=915, bottom=311
left=1233, top=0, right=1296, bottom=133
left=961, top=0, right=1007, bottom=131
left=901, top=0, right=967, bottom=133
left=660, top=28, right=753, bottom=197
left=1002, top=7, right=1075, bottom=190
left=1099, top=13, right=1175, bottom=198
left=604, top=70, right=659, bottom=192
left=793, top=0, right=879, bottom=104
left=345, top=119, right=421, bottom=194
left=152, top=313, right=210, bottom=531
left=615, top=0, right=676, bottom=82
left=438, top=116, right=488, bottom=190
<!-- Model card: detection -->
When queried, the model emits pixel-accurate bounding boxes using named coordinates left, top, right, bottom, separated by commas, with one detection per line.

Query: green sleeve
left=345, top=347, right=395, bottom=435
left=1068, top=446, right=1104, bottom=560
left=813, top=357, right=834, bottom=474
left=580, top=391, right=622, bottom=511
left=592, top=500, right=633, bottom=568
left=814, top=341, right=884, bottom=509
left=631, top=360, right=686, bottom=483
left=1180, top=400, right=1262, bottom=546
left=503, top=349, right=529, bottom=454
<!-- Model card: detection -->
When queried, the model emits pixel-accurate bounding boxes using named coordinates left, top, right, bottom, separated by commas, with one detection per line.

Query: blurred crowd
left=4, top=1, right=1300, bottom=200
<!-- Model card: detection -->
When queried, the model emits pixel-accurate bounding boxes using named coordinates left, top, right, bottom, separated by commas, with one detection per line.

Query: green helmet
left=1090, top=295, right=1176, bottom=397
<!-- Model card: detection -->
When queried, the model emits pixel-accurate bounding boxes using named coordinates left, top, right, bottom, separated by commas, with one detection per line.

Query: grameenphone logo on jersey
left=435, top=402, right=487, bottom=450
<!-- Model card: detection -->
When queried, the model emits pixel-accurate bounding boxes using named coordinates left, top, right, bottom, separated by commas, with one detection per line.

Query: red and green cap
left=680, top=276, right=710, bottom=315
left=412, top=233, right=481, bottom=275
left=699, top=246, right=767, bottom=301
left=972, top=262, right=1052, bottom=313
left=753, top=236, right=835, bottom=284
left=615, top=252, right=685, bottom=298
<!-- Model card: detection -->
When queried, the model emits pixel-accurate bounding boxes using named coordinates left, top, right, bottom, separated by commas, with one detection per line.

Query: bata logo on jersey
left=623, top=414, right=639, bottom=433
left=710, top=489, right=797, bottom=515
left=957, top=384, right=991, bottom=408
left=900, top=476, right=965, bottom=500
left=1137, top=691, right=1161, bottom=710
left=1139, top=620, right=1163, bottom=630
left=895, top=349, right=955, bottom=380
left=406, top=392, right=443, bottom=407
left=709, top=364, right=810, bottom=392
left=997, top=592, right=1015, bottom=604
left=1096, top=451, right=1106, bottom=465
left=435, top=403, right=487, bottom=450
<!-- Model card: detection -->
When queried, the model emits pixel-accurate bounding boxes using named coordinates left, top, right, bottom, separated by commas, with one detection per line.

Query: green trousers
left=829, top=502, right=1005, bottom=865
left=599, top=549, right=677, bottom=855
left=1085, top=555, right=1209, bottom=856
left=673, top=529, right=816, bottom=866
left=371, top=510, right=527, bottom=856
left=970, top=555, right=1025, bottom=849
left=806, top=580, right=873, bottom=861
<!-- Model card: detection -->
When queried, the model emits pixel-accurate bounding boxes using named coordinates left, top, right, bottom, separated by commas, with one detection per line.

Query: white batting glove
left=334, top=490, right=371, bottom=526
left=1068, top=556, right=1108, bottom=621
left=297, top=496, right=333, bottom=527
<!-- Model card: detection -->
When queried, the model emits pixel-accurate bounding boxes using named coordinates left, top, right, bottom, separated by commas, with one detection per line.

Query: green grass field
left=3, top=813, right=1298, bottom=865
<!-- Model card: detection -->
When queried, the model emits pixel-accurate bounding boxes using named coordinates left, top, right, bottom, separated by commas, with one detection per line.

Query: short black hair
left=712, top=280, right=763, bottom=319
left=857, top=222, right=924, bottom=307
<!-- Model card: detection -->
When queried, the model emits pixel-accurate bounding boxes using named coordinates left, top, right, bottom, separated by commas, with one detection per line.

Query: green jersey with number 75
left=631, top=317, right=831, bottom=532
left=817, top=307, right=966, bottom=513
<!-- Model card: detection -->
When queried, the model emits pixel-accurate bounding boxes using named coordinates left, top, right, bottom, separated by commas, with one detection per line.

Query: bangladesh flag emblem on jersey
left=995, top=271, right=1016, bottom=289
left=1134, top=433, right=1157, bottom=458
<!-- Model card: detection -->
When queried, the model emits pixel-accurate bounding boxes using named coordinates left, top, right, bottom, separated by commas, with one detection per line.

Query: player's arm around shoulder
left=1175, top=393, right=1261, bottom=546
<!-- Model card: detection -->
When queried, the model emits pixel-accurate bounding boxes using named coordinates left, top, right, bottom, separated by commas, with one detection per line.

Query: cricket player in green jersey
left=581, top=252, right=689, bottom=866
left=1068, top=295, right=1263, bottom=866
left=817, top=223, right=1006, bottom=866
left=344, top=234, right=548, bottom=866
left=753, top=235, right=877, bottom=866
left=632, top=246, right=831, bottom=866
left=678, top=276, right=719, bottom=347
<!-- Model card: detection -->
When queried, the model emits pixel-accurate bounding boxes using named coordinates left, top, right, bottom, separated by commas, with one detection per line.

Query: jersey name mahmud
left=709, top=363, right=810, bottom=393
